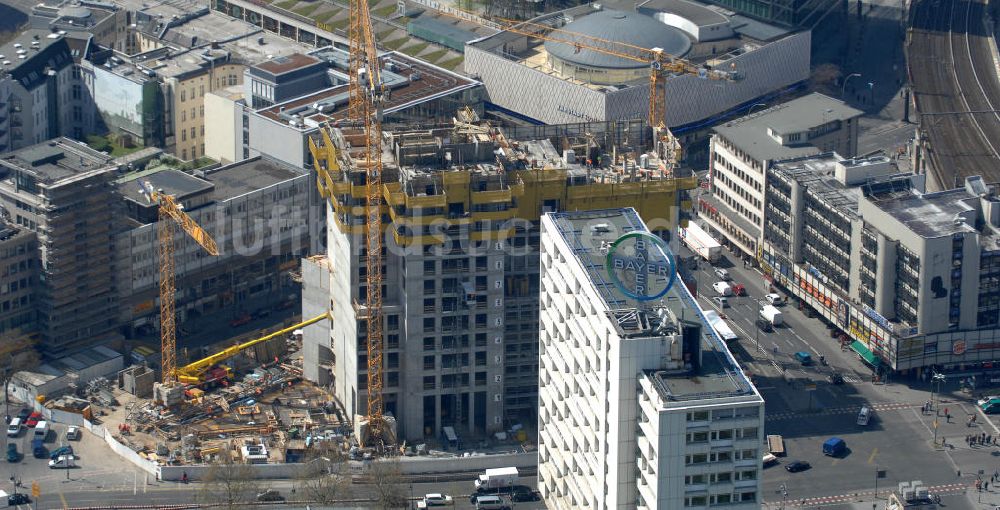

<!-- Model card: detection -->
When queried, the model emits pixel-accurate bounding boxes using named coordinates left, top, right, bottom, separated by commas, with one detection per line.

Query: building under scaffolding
left=302, top=116, right=698, bottom=442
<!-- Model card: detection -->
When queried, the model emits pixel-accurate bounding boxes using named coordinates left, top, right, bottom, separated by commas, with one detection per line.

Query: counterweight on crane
left=139, top=181, right=220, bottom=386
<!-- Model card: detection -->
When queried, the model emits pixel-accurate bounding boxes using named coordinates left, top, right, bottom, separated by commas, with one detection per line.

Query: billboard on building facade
left=94, top=66, right=145, bottom=138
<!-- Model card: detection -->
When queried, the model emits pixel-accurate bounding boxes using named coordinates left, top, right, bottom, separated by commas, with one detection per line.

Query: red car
left=25, top=412, right=41, bottom=428
left=731, top=283, right=747, bottom=296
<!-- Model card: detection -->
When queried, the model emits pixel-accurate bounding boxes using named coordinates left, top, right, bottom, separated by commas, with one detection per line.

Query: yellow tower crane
left=348, top=0, right=391, bottom=447
left=140, top=181, right=220, bottom=386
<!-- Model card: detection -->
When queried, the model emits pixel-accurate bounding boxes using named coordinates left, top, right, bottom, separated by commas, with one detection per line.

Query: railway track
left=908, top=0, right=1000, bottom=188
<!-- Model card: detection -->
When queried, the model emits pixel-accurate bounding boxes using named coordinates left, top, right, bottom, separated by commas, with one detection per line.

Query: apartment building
left=0, top=224, right=38, bottom=339
left=114, top=155, right=323, bottom=337
left=244, top=48, right=482, bottom=169
left=0, top=138, right=121, bottom=356
left=703, top=93, right=861, bottom=258
left=0, top=30, right=96, bottom=153
left=538, top=208, right=764, bottom=510
left=303, top=121, right=696, bottom=442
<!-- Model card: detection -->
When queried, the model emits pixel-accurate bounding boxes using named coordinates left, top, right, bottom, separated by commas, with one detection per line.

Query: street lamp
left=931, top=373, right=946, bottom=410
left=842, top=73, right=862, bottom=99
left=868, top=82, right=876, bottom=106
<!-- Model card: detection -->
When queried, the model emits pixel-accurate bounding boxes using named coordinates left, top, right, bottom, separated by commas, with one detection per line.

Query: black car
left=511, top=487, right=541, bottom=502
left=7, top=493, right=29, bottom=506
left=15, top=409, right=30, bottom=421
left=785, top=461, right=811, bottom=472
left=829, top=372, right=845, bottom=385
left=252, top=308, right=271, bottom=319
left=756, top=318, right=773, bottom=332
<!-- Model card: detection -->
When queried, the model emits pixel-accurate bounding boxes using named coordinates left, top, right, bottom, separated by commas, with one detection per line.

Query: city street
left=24, top=477, right=544, bottom=509
left=681, top=242, right=1000, bottom=509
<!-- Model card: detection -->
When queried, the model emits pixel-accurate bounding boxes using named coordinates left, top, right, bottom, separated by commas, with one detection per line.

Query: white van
left=6, top=418, right=20, bottom=437
left=712, top=281, right=733, bottom=296
left=475, top=496, right=505, bottom=510
left=33, top=420, right=48, bottom=438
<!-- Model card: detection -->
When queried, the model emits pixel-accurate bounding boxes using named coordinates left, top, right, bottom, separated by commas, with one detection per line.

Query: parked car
left=417, top=493, right=453, bottom=508
left=714, top=267, right=731, bottom=280
left=255, top=490, right=284, bottom=502
left=785, top=460, right=811, bottom=472
left=6, top=418, right=20, bottom=438
left=65, top=426, right=81, bottom=441
left=229, top=313, right=252, bottom=328
left=252, top=308, right=271, bottom=320
left=15, top=409, right=30, bottom=421
left=24, top=412, right=40, bottom=428
left=6, top=444, right=17, bottom=463
left=763, top=453, right=778, bottom=466
left=7, top=493, right=29, bottom=506
left=794, top=351, right=813, bottom=366
left=48, top=455, right=74, bottom=469
left=48, top=446, right=73, bottom=460
left=764, top=293, right=784, bottom=305
left=31, top=439, right=46, bottom=459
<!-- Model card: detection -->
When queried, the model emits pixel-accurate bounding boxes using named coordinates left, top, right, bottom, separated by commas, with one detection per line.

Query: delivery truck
left=474, top=467, right=518, bottom=492
left=680, top=223, right=722, bottom=263
left=759, top=305, right=783, bottom=326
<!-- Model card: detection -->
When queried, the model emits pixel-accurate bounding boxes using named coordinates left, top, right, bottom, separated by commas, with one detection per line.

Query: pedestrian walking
left=946, top=408, right=951, bottom=422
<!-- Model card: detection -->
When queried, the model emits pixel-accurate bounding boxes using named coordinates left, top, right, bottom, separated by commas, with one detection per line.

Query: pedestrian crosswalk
left=764, top=482, right=968, bottom=508
left=765, top=401, right=917, bottom=422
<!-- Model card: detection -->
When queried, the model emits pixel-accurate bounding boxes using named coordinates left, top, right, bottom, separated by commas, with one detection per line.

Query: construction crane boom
left=141, top=182, right=220, bottom=385
left=175, top=312, right=329, bottom=385
left=349, top=0, right=389, bottom=446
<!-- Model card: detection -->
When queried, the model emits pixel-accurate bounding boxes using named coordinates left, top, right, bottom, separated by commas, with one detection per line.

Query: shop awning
left=851, top=340, right=880, bottom=367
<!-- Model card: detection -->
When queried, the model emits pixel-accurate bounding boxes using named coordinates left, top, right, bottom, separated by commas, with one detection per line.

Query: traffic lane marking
left=867, top=447, right=879, bottom=464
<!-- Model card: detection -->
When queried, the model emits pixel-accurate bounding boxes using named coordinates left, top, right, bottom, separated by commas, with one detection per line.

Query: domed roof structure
left=544, top=9, right=692, bottom=70
left=58, top=5, right=92, bottom=19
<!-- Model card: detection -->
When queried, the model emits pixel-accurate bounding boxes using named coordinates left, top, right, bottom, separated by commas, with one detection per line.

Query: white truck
left=680, top=223, right=722, bottom=263
left=703, top=310, right=738, bottom=343
left=712, top=281, right=733, bottom=296
left=759, top=305, right=783, bottom=326
left=474, top=467, right=518, bottom=492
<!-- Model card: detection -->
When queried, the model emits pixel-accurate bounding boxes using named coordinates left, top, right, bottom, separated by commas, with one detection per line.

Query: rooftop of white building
left=547, top=208, right=760, bottom=404
left=713, top=93, right=863, bottom=162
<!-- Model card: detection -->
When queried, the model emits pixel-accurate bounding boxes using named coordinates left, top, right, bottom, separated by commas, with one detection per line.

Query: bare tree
left=196, top=450, right=261, bottom=510
left=367, top=457, right=407, bottom=509
left=295, top=443, right=350, bottom=504
left=0, top=333, right=40, bottom=418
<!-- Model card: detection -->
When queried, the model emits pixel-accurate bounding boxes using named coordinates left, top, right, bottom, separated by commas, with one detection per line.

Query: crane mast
left=349, top=0, right=388, bottom=446
left=141, top=184, right=220, bottom=386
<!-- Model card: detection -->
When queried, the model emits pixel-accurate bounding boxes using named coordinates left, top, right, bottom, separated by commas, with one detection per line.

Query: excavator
left=174, top=312, right=329, bottom=387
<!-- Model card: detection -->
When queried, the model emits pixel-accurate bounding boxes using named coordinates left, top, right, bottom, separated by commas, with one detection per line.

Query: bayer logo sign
left=605, top=231, right=677, bottom=302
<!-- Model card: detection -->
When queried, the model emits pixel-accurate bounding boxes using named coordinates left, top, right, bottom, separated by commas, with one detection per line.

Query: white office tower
left=538, top=208, right=765, bottom=510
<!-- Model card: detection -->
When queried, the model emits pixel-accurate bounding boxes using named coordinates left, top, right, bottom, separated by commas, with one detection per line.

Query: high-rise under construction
left=301, top=116, right=697, bottom=442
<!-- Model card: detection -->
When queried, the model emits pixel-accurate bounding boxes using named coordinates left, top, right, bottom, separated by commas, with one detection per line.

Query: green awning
left=851, top=340, right=881, bottom=367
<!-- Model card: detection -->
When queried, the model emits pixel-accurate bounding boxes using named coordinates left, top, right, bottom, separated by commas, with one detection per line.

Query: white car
left=65, top=426, right=81, bottom=441
left=764, top=293, right=784, bottom=305
left=417, top=493, right=453, bottom=508
left=714, top=268, right=731, bottom=280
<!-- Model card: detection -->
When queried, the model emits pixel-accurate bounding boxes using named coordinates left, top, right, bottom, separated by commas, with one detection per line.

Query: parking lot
left=0, top=411, right=145, bottom=508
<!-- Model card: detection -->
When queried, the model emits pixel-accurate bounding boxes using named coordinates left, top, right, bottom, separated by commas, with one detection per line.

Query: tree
left=196, top=449, right=261, bottom=510
left=366, top=457, right=407, bottom=509
left=0, top=333, right=40, bottom=418
left=295, top=443, right=350, bottom=504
